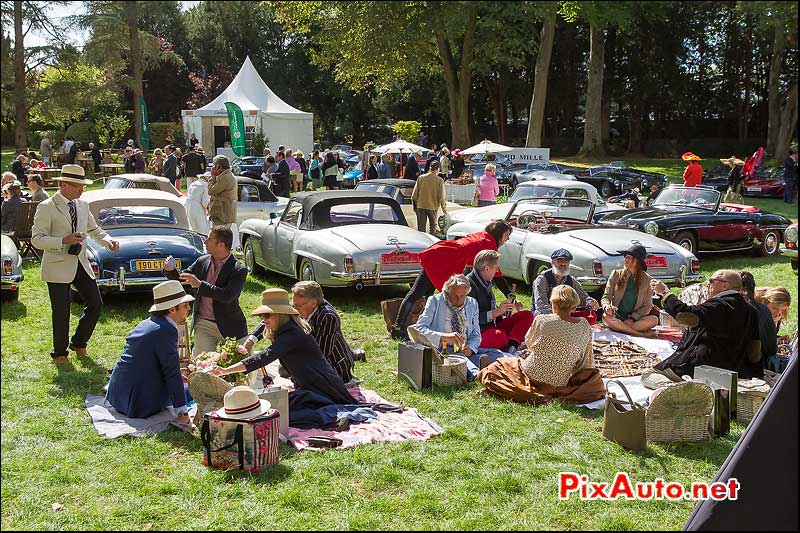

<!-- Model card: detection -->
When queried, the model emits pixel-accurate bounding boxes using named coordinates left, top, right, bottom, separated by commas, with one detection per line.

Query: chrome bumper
left=330, top=262, right=421, bottom=286
left=1, top=273, right=23, bottom=288
left=781, top=247, right=798, bottom=259
left=95, top=267, right=169, bottom=291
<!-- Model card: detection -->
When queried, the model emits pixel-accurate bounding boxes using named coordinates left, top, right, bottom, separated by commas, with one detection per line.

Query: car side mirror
left=269, top=212, right=277, bottom=220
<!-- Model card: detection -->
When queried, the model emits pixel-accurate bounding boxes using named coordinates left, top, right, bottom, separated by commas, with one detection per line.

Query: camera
left=67, top=243, right=82, bottom=256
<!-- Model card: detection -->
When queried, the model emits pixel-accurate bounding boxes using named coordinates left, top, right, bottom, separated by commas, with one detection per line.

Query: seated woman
left=754, top=286, right=792, bottom=373
left=476, top=285, right=604, bottom=404
left=208, top=288, right=356, bottom=408
left=601, top=244, right=658, bottom=337
left=411, top=273, right=509, bottom=381
left=739, top=272, right=777, bottom=367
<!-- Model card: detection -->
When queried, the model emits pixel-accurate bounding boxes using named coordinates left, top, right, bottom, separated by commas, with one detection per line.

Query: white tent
left=181, top=56, right=313, bottom=158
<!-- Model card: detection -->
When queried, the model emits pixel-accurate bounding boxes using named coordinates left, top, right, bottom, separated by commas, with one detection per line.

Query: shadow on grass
left=52, top=354, right=111, bottom=398
left=0, top=299, right=27, bottom=319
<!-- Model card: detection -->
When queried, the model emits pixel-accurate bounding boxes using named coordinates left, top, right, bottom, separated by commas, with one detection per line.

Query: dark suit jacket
left=106, top=315, right=186, bottom=418
left=182, top=152, right=203, bottom=177
left=163, top=254, right=248, bottom=339
left=162, top=153, right=178, bottom=182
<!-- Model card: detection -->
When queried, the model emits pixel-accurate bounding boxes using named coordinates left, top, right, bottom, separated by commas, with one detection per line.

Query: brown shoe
left=73, top=347, right=89, bottom=358
left=479, top=354, right=490, bottom=370
left=52, top=355, right=70, bottom=365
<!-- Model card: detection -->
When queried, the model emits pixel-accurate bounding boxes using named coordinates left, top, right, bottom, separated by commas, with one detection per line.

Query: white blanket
left=86, top=394, right=197, bottom=438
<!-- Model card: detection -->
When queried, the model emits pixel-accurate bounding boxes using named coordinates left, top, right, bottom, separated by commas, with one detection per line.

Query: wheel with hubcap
left=758, top=230, right=781, bottom=257
left=242, top=238, right=264, bottom=274
left=600, top=181, right=613, bottom=197
left=298, top=257, right=316, bottom=282
left=674, top=231, right=697, bottom=254
left=529, top=260, right=550, bottom=283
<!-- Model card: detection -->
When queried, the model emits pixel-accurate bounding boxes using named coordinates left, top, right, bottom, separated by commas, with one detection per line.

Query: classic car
left=239, top=190, right=439, bottom=289
left=782, top=222, right=798, bottom=270
left=235, top=176, right=290, bottom=226
left=700, top=164, right=732, bottom=192
left=104, top=174, right=181, bottom=196
left=355, top=178, right=464, bottom=232
left=441, top=179, right=626, bottom=232
left=505, top=167, right=578, bottom=188
left=743, top=167, right=785, bottom=198
left=595, top=185, right=792, bottom=256
left=571, top=166, right=648, bottom=197
left=594, top=162, right=670, bottom=190
left=81, top=189, right=206, bottom=294
left=232, top=156, right=265, bottom=176
left=1, top=234, right=23, bottom=301
left=446, top=197, right=703, bottom=293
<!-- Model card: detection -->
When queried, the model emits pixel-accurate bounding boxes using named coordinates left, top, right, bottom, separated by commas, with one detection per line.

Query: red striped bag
left=200, top=409, right=280, bottom=473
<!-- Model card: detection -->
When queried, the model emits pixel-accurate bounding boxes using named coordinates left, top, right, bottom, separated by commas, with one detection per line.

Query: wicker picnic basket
left=432, top=355, right=469, bottom=386
left=736, top=379, right=770, bottom=423
left=646, top=381, right=714, bottom=442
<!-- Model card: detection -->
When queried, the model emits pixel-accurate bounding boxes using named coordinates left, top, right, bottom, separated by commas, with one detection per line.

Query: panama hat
left=219, top=386, right=271, bottom=419
left=53, top=164, right=93, bottom=185
left=681, top=151, right=702, bottom=161
left=617, top=243, right=649, bottom=270
left=251, top=288, right=298, bottom=316
left=720, top=156, right=744, bottom=166
left=149, top=280, right=195, bottom=312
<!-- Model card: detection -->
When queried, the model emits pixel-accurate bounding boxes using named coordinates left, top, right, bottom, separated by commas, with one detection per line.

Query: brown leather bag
left=603, top=379, right=646, bottom=451
left=380, top=297, right=426, bottom=334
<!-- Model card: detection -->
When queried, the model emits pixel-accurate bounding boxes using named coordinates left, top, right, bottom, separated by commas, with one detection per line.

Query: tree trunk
left=738, top=15, right=753, bottom=143
left=435, top=1, right=476, bottom=148
left=627, top=96, right=643, bottom=155
left=578, top=24, right=606, bottom=158
left=126, top=1, right=143, bottom=147
left=13, top=1, right=27, bottom=152
left=774, top=82, right=798, bottom=161
left=766, top=21, right=785, bottom=156
left=526, top=10, right=556, bottom=147
left=601, top=28, right=616, bottom=150
left=487, top=73, right=508, bottom=143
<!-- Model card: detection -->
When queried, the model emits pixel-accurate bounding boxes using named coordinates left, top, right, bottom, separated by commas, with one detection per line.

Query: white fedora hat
left=53, top=164, right=93, bottom=185
left=149, top=280, right=195, bottom=312
left=219, top=386, right=271, bottom=419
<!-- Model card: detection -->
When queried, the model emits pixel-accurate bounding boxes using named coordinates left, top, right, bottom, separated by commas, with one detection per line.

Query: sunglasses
left=708, top=277, right=727, bottom=285
left=259, top=313, right=273, bottom=319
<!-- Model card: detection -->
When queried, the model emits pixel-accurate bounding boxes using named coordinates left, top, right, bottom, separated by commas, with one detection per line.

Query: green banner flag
left=224, top=101, right=246, bottom=157
left=138, top=96, right=151, bottom=151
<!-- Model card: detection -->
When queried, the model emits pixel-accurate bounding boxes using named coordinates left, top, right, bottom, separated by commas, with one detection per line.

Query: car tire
left=674, top=231, right=697, bottom=254
left=242, top=238, right=264, bottom=275
left=599, top=181, right=613, bottom=197
left=511, top=176, right=519, bottom=190
left=758, top=230, right=781, bottom=257
left=1, top=290, right=19, bottom=301
left=528, top=260, right=550, bottom=283
left=792, top=259, right=798, bottom=271
left=298, top=257, right=315, bottom=282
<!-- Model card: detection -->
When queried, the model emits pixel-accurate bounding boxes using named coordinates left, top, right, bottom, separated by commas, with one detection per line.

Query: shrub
left=64, top=121, right=98, bottom=145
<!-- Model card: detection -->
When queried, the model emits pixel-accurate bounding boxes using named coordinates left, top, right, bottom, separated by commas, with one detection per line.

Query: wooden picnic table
left=98, top=163, right=125, bottom=181
left=35, top=167, right=62, bottom=188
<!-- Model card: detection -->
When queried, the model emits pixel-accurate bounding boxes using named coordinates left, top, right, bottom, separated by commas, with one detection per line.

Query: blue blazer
left=414, top=293, right=482, bottom=353
left=106, top=315, right=186, bottom=418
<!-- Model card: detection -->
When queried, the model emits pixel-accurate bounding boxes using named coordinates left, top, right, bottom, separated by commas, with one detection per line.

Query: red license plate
left=645, top=255, right=668, bottom=269
left=381, top=252, right=419, bottom=265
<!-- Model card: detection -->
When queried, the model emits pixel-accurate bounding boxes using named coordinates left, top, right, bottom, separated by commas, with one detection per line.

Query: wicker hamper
left=432, top=355, right=469, bottom=386
left=646, top=381, right=714, bottom=442
left=736, top=378, right=770, bottom=423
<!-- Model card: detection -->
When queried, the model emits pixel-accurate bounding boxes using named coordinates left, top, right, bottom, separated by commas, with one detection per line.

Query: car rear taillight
left=2, top=259, right=12, bottom=275
left=691, top=259, right=700, bottom=274
left=592, top=260, right=603, bottom=276
left=90, top=262, right=100, bottom=278
left=344, top=255, right=354, bottom=273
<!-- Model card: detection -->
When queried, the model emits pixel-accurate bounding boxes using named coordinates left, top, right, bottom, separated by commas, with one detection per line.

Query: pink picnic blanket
left=286, top=387, right=444, bottom=451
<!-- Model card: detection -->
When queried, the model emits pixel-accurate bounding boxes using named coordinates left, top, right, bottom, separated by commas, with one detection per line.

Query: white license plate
left=747, top=187, right=762, bottom=192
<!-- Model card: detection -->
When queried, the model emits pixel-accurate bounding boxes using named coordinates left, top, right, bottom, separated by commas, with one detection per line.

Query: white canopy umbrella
left=371, top=139, right=428, bottom=177
left=460, top=139, right=513, bottom=155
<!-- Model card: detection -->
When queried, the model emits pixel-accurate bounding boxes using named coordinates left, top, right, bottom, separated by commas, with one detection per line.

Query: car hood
left=598, top=205, right=701, bottom=223
left=565, top=228, right=679, bottom=255
left=450, top=204, right=511, bottom=224
left=327, top=225, right=437, bottom=252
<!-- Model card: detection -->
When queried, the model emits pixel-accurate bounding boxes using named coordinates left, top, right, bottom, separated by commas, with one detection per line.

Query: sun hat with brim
left=53, top=164, right=93, bottom=185
left=220, top=386, right=272, bottom=419
left=681, top=151, right=702, bottom=161
left=149, top=280, right=195, bottom=312
left=551, top=248, right=573, bottom=260
left=451, top=149, right=462, bottom=157
left=617, top=243, right=649, bottom=270
left=720, top=156, right=744, bottom=166
left=251, top=288, right=299, bottom=316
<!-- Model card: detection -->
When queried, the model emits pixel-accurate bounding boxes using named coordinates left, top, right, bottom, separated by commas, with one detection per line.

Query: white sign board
left=502, top=148, right=550, bottom=164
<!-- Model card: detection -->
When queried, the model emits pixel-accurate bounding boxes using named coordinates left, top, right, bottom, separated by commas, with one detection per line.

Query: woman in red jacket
left=681, top=152, right=703, bottom=187
left=391, top=219, right=513, bottom=340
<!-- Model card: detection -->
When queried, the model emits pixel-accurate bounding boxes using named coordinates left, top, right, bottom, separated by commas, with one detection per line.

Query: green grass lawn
left=1, top=147, right=797, bottom=529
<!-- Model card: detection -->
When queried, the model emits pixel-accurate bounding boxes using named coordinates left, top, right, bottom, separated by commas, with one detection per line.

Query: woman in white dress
left=186, top=174, right=210, bottom=236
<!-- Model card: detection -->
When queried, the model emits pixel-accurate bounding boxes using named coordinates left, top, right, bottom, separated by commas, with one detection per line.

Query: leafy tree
left=95, top=111, right=130, bottom=149
left=392, top=120, right=421, bottom=142
left=525, top=2, right=559, bottom=147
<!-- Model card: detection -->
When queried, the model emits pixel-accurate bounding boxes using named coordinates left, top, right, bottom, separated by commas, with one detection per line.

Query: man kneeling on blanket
left=411, top=273, right=511, bottom=381
left=476, top=285, right=606, bottom=404
left=208, top=288, right=357, bottom=424
left=106, top=280, right=194, bottom=427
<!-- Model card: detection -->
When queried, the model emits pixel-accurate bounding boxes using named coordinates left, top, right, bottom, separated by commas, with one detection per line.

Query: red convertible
left=743, top=167, right=785, bottom=198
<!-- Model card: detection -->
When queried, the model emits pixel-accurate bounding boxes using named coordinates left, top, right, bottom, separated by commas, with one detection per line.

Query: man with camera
left=31, top=164, right=120, bottom=365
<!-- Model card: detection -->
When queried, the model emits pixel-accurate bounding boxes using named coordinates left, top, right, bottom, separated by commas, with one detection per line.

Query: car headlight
left=613, top=180, right=620, bottom=186
left=644, top=221, right=659, bottom=235
left=438, top=215, right=445, bottom=229
left=786, top=225, right=798, bottom=244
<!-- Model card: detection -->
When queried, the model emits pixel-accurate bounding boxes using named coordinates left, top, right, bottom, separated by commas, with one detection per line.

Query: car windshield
left=505, top=197, right=593, bottom=226
left=510, top=185, right=563, bottom=201
left=105, top=178, right=160, bottom=191
left=355, top=183, right=409, bottom=202
left=95, top=205, right=179, bottom=226
left=328, top=202, right=400, bottom=225
left=654, top=188, right=719, bottom=210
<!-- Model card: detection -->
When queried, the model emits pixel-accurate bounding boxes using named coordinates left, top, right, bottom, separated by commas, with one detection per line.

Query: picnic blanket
left=592, top=329, right=676, bottom=360
left=86, top=394, right=196, bottom=438
left=286, top=387, right=444, bottom=451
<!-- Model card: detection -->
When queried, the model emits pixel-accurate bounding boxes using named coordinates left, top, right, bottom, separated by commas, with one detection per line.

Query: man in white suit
left=31, top=164, right=120, bottom=365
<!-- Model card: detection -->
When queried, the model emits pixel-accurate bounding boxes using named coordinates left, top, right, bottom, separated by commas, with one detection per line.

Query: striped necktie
left=68, top=200, right=77, bottom=232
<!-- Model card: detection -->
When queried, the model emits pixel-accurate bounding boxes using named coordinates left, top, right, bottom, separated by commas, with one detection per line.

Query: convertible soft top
left=361, top=179, right=417, bottom=188
left=295, top=190, right=406, bottom=229
left=237, top=176, right=277, bottom=202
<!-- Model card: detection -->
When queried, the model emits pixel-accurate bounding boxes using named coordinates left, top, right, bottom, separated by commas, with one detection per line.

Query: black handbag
left=603, top=379, right=647, bottom=451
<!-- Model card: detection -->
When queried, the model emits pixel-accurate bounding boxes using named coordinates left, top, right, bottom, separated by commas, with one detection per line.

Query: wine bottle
left=505, top=283, right=517, bottom=318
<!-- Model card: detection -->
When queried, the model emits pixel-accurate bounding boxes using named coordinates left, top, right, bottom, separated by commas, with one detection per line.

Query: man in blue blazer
left=163, top=225, right=248, bottom=355
left=106, top=280, right=194, bottom=424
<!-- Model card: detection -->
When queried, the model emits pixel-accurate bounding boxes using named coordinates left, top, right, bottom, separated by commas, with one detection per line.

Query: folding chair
left=10, top=201, right=40, bottom=259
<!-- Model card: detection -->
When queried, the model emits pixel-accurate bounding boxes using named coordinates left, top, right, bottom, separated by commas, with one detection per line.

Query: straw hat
left=53, top=164, right=93, bottom=185
left=219, top=386, right=271, bottom=419
left=196, top=145, right=204, bottom=153
left=148, top=280, right=195, bottom=312
left=681, top=151, right=702, bottom=161
left=720, top=156, right=744, bottom=166
left=251, top=288, right=298, bottom=316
